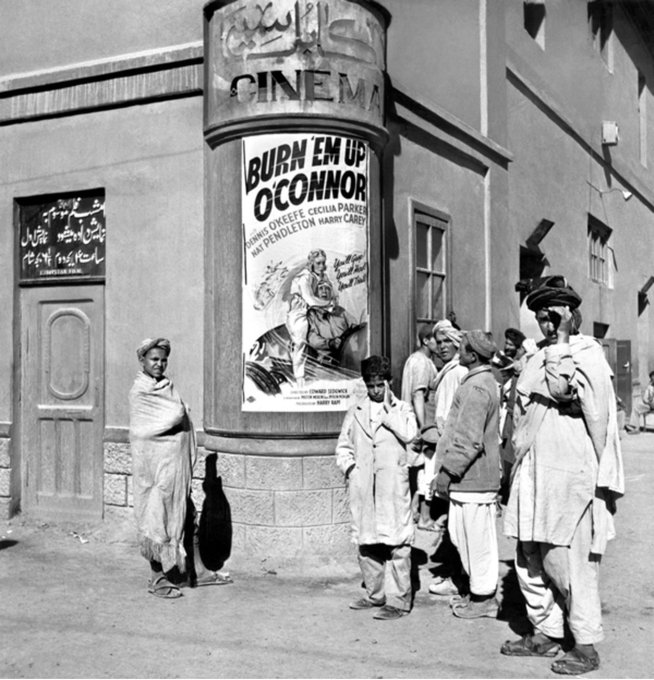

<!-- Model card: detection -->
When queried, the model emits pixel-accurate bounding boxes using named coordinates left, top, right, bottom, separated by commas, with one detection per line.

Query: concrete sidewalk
left=1, top=433, right=652, bottom=679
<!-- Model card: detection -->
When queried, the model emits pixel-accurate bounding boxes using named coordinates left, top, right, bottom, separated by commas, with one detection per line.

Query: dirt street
left=1, top=433, right=652, bottom=679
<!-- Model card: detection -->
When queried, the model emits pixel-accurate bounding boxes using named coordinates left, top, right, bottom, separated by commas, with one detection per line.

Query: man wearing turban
left=129, top=338, right=196, bottom=598
left=422, top=320, right=469, bottom=595
left=501, top=277, right=624, bottom=675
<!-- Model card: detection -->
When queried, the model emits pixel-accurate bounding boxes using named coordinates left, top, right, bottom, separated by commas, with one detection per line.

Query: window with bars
left=414, top=210, right=448, bottom=325
left=588, top=216, right=612, bottom=286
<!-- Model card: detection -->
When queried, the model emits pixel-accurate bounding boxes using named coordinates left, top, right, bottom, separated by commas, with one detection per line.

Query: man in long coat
left=336, top=356, right=418, bottom=621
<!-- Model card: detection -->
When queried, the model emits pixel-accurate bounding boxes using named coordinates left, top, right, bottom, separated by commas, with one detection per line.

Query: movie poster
left=242, top=133, right=370, bottom=411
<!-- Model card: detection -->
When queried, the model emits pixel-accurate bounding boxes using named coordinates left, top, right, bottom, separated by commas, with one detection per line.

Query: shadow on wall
left=197, top=453, right=233, bottom=572
left=176, top=452, right=233, bottom=585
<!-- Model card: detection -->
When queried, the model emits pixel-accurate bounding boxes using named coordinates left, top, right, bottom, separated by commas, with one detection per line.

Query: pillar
left=203, top=0, right=390, bottom=569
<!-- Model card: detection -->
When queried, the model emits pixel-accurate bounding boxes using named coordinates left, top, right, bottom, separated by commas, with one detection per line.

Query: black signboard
left=19, top=192, right=105, bottom=284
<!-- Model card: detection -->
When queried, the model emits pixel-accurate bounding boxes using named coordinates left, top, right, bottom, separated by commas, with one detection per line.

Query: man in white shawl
left=129, top=338, right=196, bottom=599
left=425, top=320, right=469, bottom=596
left=501, top=277, right=624, bottom=675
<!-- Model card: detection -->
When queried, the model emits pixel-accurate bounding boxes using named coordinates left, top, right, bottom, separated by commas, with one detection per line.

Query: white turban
left=136, top=337, right=171, bottom=361
left=432, top=320, right=464, bottom=348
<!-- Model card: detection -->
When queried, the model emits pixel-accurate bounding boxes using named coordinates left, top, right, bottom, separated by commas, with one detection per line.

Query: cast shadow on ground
left=411, top=545, right=428, bottom=599
left=0, top=539, right=18, bottom=550
left=497, top=558, right=530, bottom=633
left=428, top=531, right=463, bottom=584
left=497, top=559, right=575, bottom=648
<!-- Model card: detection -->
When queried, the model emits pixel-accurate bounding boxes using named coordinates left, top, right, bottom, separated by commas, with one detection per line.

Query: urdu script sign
left=19, top=193, right=106, bottom=284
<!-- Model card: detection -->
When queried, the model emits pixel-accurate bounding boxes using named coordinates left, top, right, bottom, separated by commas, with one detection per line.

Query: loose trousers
left=448, top=499, right=499, bottom=596
left=358, top=543, right=412, bottom=611
left=515, top=505, right=603, bottom=644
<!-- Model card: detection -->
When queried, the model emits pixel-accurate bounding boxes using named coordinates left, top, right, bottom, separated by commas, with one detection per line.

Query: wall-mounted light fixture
left=586, top=181, right=632, bottom=201
left=603, top=187, right=632, bottom=201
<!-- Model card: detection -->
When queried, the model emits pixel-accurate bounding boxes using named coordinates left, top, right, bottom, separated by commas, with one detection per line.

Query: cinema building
left=1, top=0, right=653, bottom=568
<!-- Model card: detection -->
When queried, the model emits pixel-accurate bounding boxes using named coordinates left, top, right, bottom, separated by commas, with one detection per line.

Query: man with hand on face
left=336, top=356, right=419, bottom=621
left=431, top=330, right=502, bottom=619
left=501, top=276, right=624, bottom=676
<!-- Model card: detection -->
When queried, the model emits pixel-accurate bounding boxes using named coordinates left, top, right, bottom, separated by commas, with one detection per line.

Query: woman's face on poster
left=311, top=255, right=326, bottom=275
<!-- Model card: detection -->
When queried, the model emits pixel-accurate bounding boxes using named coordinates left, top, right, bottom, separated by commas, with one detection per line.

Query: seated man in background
left=625, top=370, right=654, bottom=434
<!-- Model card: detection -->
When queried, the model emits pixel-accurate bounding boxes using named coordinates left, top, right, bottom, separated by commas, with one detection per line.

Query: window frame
left=409, top=200, right=452, bottom=331
left=588, top=214, right=613, bottom=287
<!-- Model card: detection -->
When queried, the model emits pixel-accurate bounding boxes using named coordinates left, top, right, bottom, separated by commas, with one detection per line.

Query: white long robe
left=503, top=335, right=624, bottom=554
left=129, top=371, right=196, bottom=572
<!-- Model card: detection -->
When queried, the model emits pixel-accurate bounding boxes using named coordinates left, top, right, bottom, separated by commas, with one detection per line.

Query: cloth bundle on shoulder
left=198, top=453, right=232, bottom=571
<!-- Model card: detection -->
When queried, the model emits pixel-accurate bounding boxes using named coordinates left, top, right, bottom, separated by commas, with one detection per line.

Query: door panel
left=616, top=340, right=632, bottom=416
left=600, top=338, right=632, bottom=417
left=20, top=285, right=104, bottom=519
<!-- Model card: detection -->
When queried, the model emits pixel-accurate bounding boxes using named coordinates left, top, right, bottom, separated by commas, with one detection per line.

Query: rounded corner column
left=203, top=0, right=390, bottom=566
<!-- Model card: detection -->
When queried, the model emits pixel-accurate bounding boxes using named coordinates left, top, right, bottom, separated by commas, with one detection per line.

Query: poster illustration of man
left=241, top=133, right=370, bottom=411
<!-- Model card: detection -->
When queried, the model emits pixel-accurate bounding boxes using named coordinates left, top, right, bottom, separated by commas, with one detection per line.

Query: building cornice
left=0, top=43, right=203, bottom=125
left=390, top=83, right=513, bottom=170
left=0, top=39, right=513, bottom=178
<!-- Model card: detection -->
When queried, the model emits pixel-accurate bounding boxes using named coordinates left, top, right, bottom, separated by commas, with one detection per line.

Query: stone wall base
left=103, top=444, right=358, bottom=574
left=1, top=438, right=358, bottom=574
left=0, top=438, right=11, bottom=519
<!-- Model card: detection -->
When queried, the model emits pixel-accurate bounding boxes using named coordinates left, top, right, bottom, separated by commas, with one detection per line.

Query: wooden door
left=20, top=285, right=104, bottom=520
left=616, top=340, right=632, bottom=416
left=601, top=338, right=632, bottom=417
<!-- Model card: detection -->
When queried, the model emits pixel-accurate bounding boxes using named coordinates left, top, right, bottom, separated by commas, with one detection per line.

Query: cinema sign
left=204, top=0, right=388, bottom=142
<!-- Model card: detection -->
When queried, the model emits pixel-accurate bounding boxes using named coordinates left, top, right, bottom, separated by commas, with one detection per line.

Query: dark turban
left=136, top=337, right=171, bottom=361
left=525, top=275, right=582, bottom=312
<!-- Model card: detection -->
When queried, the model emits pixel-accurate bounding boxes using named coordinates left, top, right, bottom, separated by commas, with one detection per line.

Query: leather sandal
left=195, top=571, right=233, bottom=587
left=551, top=647, right=600, bottom=675
left=501, top=634, right=560, bottom=657
left=147, top=575, right=183, bottom=599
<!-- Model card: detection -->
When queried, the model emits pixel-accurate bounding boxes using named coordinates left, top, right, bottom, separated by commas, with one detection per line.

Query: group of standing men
left=336, top=276, right=624, bottom=676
